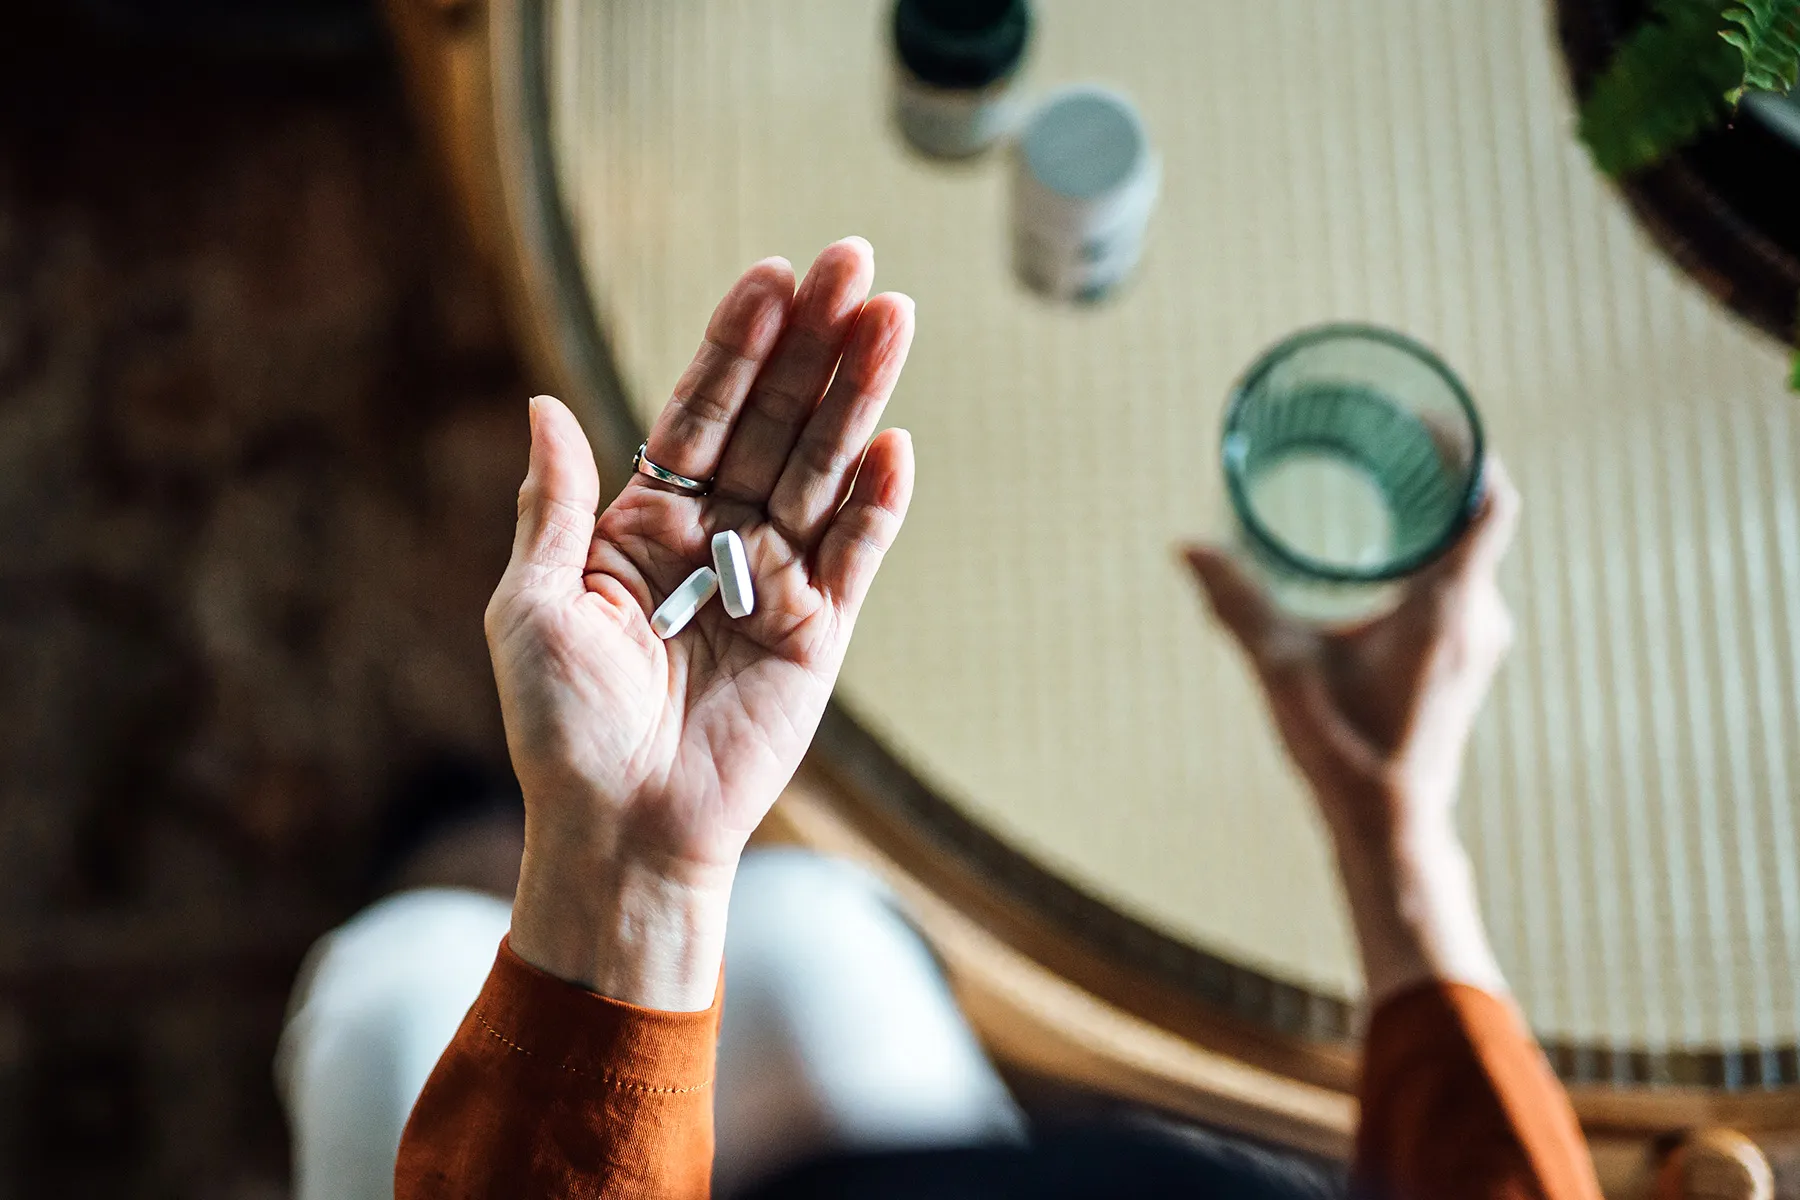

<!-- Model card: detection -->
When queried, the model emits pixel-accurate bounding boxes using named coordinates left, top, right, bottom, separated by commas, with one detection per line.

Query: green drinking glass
left=1221, top=324, right=1485, bottom=624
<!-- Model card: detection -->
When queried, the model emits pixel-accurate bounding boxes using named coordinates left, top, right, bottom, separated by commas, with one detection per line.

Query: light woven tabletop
left=547, top=0, right=1800, bottom=1061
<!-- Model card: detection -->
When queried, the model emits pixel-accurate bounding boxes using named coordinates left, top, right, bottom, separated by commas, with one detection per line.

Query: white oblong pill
left=650, top=566, right=719, bottom=639
left=711, top=529, right=755, bottom=619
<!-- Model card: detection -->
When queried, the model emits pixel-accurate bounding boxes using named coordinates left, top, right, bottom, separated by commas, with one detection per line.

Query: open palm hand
left=486, top=240, right=914, bottom=1006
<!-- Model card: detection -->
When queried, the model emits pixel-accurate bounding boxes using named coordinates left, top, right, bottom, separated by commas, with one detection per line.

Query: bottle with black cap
left=891, top=0, right=1031, bottom=160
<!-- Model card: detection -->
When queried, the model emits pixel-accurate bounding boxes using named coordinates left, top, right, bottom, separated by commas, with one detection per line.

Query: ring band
left=632, top=442, right=712, bottom=495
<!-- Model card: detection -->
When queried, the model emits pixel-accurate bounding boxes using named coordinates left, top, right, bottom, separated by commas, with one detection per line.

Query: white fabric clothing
left=276, top=848, right=1024, bottom=1199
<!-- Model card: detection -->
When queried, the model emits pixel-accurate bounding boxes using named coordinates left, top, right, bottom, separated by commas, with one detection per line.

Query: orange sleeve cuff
left=396, top=936, right=720, bottom=1200
left=1355, top=982, right=1602, bottom=1200
left=473, top=937, right=720, bottom=1092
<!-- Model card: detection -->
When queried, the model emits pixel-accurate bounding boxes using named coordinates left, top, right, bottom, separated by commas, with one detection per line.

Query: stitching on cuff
left=472, top=1009, right=712, bottom=1094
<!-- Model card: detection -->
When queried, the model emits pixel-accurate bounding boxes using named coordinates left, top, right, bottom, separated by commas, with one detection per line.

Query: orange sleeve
left=1353, top=982, right=1603, bottom=1200
left=395, top=936, right=719, bottom=1200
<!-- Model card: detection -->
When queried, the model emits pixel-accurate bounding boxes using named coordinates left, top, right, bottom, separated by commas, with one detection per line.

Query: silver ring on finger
left=632, top=442, right=712, bottom=495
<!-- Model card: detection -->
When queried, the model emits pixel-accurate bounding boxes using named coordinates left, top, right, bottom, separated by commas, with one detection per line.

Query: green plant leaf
left=1579, top=0, right=1745, bottom=176
left=1792, top=305, right=1800, bottom=390
left=1721, top=0, right=1800, bottom=101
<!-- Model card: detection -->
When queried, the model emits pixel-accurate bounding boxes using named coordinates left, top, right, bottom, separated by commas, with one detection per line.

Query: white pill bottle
left=1011, top=86, right=1160, bottom=301
left=891, top=0, right=1031, bottom=160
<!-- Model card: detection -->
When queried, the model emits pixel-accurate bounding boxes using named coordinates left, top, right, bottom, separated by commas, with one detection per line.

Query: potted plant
left=1575, top=0, right=1798, bottom=384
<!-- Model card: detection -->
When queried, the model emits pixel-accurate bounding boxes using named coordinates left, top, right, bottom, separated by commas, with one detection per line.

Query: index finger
left=711, top=238, right=876, bottom=506
left=1423, top=455, right=1521, bottom=587
left=637, top=257, right=796, bottom=486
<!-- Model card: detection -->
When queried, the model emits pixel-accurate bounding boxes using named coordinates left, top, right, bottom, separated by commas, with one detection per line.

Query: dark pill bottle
left=891, top=0, right=1032, bottom=159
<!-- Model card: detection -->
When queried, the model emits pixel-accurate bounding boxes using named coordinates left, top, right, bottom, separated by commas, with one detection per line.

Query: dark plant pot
left=1746, top=90, right=1800, bottom=152
left=1557, top=0, right=1800, bottom=346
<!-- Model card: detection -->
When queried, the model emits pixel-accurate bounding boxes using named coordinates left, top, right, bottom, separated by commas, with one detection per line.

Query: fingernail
left=1181, top=545, right=1215, bottom=571
left=838, top=235, right=874, bottom=265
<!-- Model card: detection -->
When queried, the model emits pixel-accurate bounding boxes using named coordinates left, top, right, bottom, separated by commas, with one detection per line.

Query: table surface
left=546, top=0, right=1800, bottom=1063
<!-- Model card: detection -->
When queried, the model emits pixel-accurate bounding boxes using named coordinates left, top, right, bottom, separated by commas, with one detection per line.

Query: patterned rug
left=0, top=8, right=526, bottom=1194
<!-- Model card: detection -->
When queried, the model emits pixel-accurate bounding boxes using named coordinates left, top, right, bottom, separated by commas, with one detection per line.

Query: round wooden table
left=393, top=0, right=1800, bottom=1160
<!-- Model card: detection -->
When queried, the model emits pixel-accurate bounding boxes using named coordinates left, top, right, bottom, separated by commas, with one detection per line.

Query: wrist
left=1310, top=766, right=1457, bottom=854
left=1328, top=809, right=1507, bottom=1005
left=509, top=834, right=736, bottom=1013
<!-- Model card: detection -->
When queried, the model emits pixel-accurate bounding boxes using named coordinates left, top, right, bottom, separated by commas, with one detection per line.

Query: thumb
left=1184, top=544, right=1375, bottom=778
left=1184, top=543, right=1320, bottom=679
left=1183, top=544, right=1280, bottom=654
left=1267, top=667, right=1387, bottom=786
left=511, top=394, right=602, bottom=576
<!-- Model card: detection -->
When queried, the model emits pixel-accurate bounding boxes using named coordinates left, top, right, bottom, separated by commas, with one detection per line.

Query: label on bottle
left=893, top=71, right=1019, bottom=159
left=1009, top=86, right=1160, bottom=301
